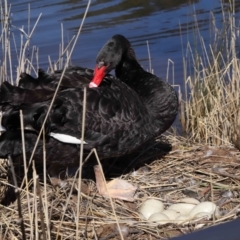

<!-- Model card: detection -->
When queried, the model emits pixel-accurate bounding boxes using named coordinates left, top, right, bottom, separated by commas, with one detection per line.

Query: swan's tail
left=19, top=69, right=48, bottom=89
left=0, top=81, right=55, bottom=111
left=19, top=72, right=38, bottom=89
left=0, top=81, right=27, bottom=108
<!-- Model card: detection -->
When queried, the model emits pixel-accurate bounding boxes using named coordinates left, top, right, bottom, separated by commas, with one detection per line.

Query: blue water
left=3, top=0, right=239, bottom=86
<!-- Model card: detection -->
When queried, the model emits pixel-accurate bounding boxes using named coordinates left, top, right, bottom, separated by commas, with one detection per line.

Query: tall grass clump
left=180, top=0, right=240, bottom=146
left=0, top=0, right=14, bottom=83
left=0, top=0, right=74, bottom=84
left=0, top=0, right=42, bottom=84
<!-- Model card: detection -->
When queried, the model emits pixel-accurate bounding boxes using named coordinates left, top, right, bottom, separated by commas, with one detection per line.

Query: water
left=3, top=0, right=240, bottom=86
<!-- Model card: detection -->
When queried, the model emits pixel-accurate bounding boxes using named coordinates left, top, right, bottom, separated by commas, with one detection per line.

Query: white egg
left=162, top=209, right=180, bottom=220
left=168, top=203, right=196, bottom=215
left=148, top=212, right=171, bottom=224
left=178, top=198, right=200, bottom=205
left=138, top=199, right=164, bottom=219
left=175, top=214, right=192, bottom=225
left=189, top=202, right=216, bottom=218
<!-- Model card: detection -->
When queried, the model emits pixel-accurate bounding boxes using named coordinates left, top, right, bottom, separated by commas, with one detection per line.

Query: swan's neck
left=115, top=56, right=149, bottom=96
left=115, top=56, right=160, bottom=108
left=115, top=55, right=178, bottom=133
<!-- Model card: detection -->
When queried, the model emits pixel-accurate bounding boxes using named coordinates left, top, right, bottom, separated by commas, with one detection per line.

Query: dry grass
left=1, top=135, right=240, bottom=239
left=180, top=0, right=240, bottom=146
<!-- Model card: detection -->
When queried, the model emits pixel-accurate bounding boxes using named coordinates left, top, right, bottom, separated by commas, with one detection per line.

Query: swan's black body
left=0, top=34, right=178, bottom=162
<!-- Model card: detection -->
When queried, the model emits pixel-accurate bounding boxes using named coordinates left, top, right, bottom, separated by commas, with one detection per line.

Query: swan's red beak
left=89, top=65, right=107, bottom=88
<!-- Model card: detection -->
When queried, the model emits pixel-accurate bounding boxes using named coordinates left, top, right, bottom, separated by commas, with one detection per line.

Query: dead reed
left=180, top=0, right=240, bottom=146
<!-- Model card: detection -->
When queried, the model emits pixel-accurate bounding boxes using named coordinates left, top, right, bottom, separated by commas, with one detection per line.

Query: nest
left=0, top=159, right=11, bottom=203
left=0, top=135, right=240, bottom=239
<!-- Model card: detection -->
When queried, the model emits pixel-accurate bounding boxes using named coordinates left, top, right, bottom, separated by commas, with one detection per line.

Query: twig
left=99, top=229, right=142, bottom=240
left=93, top=149, right=124, bottom=240
left=76, top=86, right=87, bottom=238
left=146, top=40, right=152, bottom=73
left=19, top=110, right=34, bottom=238
left=43, top=127, right=51, bottom=239
left=35, top=174, right=47, bottom=240
left=212, top=168, right=240, bottom=180
left=8, top=155, right=26, bottom=240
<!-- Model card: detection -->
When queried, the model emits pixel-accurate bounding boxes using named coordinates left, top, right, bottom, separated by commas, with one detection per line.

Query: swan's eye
left=98, top=61, right=105, bottom=69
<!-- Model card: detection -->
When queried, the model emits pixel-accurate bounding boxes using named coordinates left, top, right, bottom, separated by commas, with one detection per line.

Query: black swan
left=0, top=34, right=178, bottom=160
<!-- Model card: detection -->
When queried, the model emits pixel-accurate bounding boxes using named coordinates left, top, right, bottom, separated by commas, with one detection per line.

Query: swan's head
left=89, top=34, right=131, bottom=88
